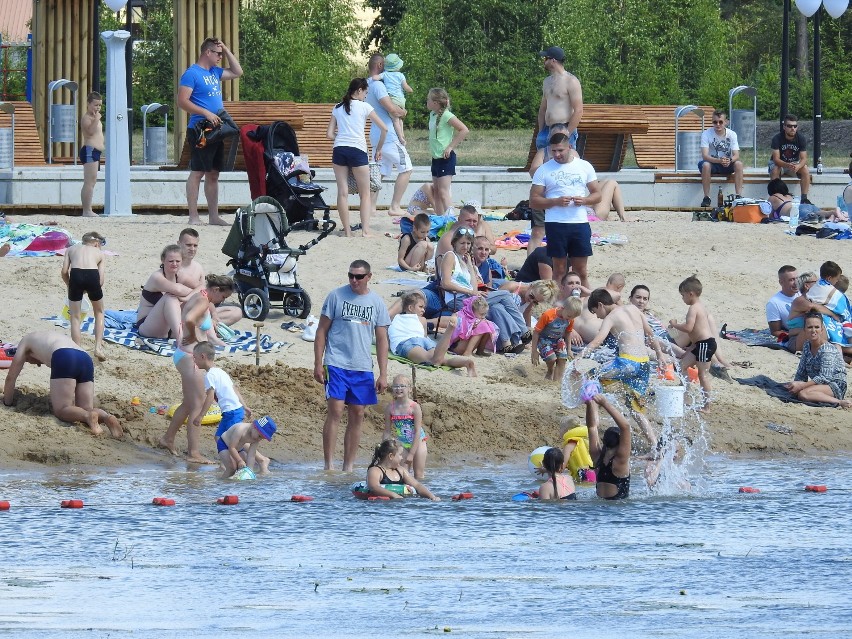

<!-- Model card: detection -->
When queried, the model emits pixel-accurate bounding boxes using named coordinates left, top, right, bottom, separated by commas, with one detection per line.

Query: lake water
left=0, top=455, right=850, bottom=638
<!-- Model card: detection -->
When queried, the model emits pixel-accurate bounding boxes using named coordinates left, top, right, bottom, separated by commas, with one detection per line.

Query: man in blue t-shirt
left=178, top=37, right=243, bottom=225
left=366, top=54, right=414, bottom=218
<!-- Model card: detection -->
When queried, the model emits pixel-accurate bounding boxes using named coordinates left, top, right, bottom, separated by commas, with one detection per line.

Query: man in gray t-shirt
left=314, top=260, right=390, bottom=471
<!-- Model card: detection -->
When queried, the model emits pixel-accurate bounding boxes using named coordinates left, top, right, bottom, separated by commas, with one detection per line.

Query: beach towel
left=735, top=375, right=837, bottom=408
left=42, top=315, right=288, bottom=358
left=493, top=230, right=626, bottom=251
left=807, top=279, right=851, bottom=344
left=0, top=223, right=71, bottom=256
left=451, top=296, right=498, bottom=352
left=720, top=324, right=788, bottom=350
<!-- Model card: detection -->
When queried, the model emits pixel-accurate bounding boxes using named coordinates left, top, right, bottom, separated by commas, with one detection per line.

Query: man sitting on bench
left=698, top=110, right=743, bottom=207
left=769, top=113, right=812, bottom=205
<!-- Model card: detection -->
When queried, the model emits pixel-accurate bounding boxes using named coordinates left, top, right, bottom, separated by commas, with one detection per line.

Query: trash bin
left=50, top=104, right=76, bottom=143
left=730, top=109, right=755, bottom=149
left=0, top=128, right=12, bottom=169
left=144, top=126, right=167, bottom=164
left=675, top=131, right=702, bottom=172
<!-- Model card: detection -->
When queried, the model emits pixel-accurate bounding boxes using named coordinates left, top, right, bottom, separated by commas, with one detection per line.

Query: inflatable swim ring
left=166, top=403, right=222, bottom=425
left=350, top=481, right=416, bottom=500
left=1, top=344, right=15, bottom=370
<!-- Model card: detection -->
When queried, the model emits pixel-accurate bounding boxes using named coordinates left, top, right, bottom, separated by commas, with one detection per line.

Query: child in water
left=537, top=447, right=577, bottom=500
left=383, top=374, right=429, bottom=478
left=60, top=231, right=107, bottom=361
left=366, top=439, right=440, bottom=501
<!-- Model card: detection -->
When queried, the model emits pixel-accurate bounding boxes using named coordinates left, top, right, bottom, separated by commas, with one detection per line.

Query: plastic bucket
left=655, top=385, right=685, bottom=418
left=61, top=298, right=91, bottom=321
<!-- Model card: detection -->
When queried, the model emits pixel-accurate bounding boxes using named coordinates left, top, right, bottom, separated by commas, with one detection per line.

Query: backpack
left=507, top=200, right=534, bottom=221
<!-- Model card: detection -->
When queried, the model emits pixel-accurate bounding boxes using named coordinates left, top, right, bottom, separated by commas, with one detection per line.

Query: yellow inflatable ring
left=165, top=403, right=222, bottom=425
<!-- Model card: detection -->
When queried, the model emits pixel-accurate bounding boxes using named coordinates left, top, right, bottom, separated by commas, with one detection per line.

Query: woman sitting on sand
left=785, top=311, right=851, bottom=409
left=136, top=245, right=195, bottom=339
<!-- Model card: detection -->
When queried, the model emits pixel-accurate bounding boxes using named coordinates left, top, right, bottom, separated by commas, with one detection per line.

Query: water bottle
left=788, top=196, right=800, bottom=230
left=817, top=158, right=823, bottom=175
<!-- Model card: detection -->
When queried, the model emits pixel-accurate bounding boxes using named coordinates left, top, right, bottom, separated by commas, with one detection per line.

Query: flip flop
left=350, top=223, right=362, bottom=232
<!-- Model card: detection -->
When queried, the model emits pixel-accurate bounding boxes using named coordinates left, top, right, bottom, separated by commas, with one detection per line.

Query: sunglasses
left=211, top=50, right=223, bottom=57
left=784, top=123, right=798, bottom=128
left=712, top=120, right=725, bottom=124
left=456, top=228, right=475, bottom=237
left=348, top=272, right=369, bottom=280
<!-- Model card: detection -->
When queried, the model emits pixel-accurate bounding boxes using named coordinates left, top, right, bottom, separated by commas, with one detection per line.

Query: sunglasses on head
left=456, top=228, right=475, bottom=237
left=348, top=272, right=369, bottom=280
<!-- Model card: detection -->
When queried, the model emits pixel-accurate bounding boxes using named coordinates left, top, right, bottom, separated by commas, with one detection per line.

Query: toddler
left=217, top=416, right=278, bottom=480
left=451, top=296, right=498, bottom=356
left=366, top=439, right=439, bottom=501
left=668, top=275, right=716, bottom=411
left=383, top=374, right=428, bottom=478
left=531, top=296, right=582, bottom=380
left=60, top=231, right=106, bottom=361
left=372, top=53, right=413, bottom=145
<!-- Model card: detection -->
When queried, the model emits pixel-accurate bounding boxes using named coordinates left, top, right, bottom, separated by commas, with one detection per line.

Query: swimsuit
left=786, top=316, right=805, bottom=330
left=140, top=289, right=164, bottom=305
left=595, top=452, right=630, bottom=500
left=79, top=145, right=102, bottom=166
left=389, top=402, right=427, bottom=448
left=399, top=233, right=417, bottom=261
left=68, top=268, right=104, bottom=302
left=551, top=473, right=576, bottom=500
left=597, top=353, right=651, bottom=412
left=49, top=348, right=94, bottom=383
left=690, top=337, right=717, bottom=363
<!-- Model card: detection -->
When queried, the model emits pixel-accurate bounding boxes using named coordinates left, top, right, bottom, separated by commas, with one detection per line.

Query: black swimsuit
left=399, top=233, right=417, bottom=261
left=596, top=452, right=630, bottom=500
left=376, top=465, right=404, bottom=485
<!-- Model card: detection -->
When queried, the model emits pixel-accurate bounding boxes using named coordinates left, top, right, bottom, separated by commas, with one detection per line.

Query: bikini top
left=140, top=267, right=177, bottom=305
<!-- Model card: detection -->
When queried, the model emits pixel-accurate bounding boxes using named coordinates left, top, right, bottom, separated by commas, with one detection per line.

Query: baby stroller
left=241, top=121, right=329, bottom=229
left=222, top=196, right=335, bottom=320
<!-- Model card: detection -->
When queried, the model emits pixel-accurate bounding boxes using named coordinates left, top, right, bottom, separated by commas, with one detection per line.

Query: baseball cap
left=253, top=416, right=278, bottom=441
left=540, top=46, right=565, bottom=62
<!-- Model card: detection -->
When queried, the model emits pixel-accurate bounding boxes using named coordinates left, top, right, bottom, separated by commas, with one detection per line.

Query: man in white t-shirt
left=766, top=264, right=799, bottom=339
left=529, top=132, right=601, bottom=289
left=366, top=54, right=413, bottom=217
left=698, top=110, right=744, bottom=207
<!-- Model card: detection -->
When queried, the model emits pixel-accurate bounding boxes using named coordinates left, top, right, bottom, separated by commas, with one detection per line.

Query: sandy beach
left=0, top=208, right=850, bottom=470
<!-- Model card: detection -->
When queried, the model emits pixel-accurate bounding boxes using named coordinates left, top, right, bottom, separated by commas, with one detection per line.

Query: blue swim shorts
left=79, top=145, right=102, bottom=165
left=325, top=365, right=378, bottom=406
left=431, top=151, right=457, bottom=178
left=215, top=406, right=246, bottom=452
left=698, top=160, right=736, bottom=175
left=536, top=126, right=579, bottom=150
left=544, top=222, right=593, bottom=259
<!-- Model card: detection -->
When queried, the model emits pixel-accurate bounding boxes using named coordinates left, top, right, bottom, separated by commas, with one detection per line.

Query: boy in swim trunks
left=669, top=275, right=716, bottom=412
left=2, top=331, right=122, bottom=437
left=61, top=231, right=107, bottom=361
left=192, top=341, right=271, bottom=476
left=80, top=92, right=104, bottom=217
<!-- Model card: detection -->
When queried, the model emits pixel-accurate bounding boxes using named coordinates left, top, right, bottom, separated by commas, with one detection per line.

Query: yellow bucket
left=61, top=298, right=91, bottom=321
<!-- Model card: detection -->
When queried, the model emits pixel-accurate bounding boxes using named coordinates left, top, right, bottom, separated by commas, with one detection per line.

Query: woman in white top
left=327, top=78, right=388, bottom=238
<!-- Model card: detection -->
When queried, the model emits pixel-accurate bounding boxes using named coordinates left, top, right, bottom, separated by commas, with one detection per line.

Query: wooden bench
left=632, top=105, right=715, bottom=169
left=0, top=102, right=48, bottom=166
left=653, top=171, right=795, bottom=185
left=166, top=101, right=305, bottom=171
left=515, top=104, right=650, bottom=173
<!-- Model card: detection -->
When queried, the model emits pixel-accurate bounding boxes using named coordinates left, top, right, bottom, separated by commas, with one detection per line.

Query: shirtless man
left=581, top=289, right=663, bottom=448
left=528, top=47, right=584, bottom=253
left=176, top=228, right=242, bottom=327
left=80, top=92, right=104, bottom=218
left=2, top=331, right=122, bottom=438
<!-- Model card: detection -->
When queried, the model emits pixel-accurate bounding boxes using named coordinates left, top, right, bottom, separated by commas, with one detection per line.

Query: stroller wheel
left=283, top=291, right=311, bottom=319
left=241, top=288, right=270, bottom=321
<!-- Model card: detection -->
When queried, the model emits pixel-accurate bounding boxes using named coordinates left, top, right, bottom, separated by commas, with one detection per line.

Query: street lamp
left=102, top=0, right=132, bottom=216
left=786, top=0, right=850, bottom=169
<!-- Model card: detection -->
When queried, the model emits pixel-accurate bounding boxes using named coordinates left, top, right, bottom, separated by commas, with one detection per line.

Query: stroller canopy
left=222, top=196, right=291, bottom=259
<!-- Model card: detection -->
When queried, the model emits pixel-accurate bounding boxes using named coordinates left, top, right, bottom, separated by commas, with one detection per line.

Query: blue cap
left=253, top=416, right=278, bottom=441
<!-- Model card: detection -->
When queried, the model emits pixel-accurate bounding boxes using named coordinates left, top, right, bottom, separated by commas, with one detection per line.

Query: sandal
left=511, top=342, right=526, bottom=355
left=520, top=330, right=533, bottom=345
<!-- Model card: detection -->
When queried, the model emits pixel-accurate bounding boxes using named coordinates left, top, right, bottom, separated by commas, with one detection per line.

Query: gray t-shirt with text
left=321, top=285, right=390, bottom=372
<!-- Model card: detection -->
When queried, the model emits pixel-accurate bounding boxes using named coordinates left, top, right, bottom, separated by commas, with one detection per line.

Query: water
left=0, top=456, right=850, bottom=638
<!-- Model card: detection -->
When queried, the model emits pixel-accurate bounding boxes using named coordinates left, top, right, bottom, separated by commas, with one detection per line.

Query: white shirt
left=204, top=367, right=242, bottom=412
left=332, top=100, right=374, bottom=153
left=700, top=127, right=740, bottom=160
left=766, top=290, right=799, bottom=327
left=531, top=157, right=597, bottom=223
left=388, top=313, right=426, bottom=353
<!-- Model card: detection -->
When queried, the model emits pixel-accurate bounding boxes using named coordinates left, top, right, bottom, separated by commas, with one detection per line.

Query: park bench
left=515, top=104, right=650, bottom=173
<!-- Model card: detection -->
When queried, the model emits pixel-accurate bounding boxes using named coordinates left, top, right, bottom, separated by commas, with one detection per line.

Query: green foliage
left=131, top=0, right=173, bottom=125
left=361, top=0, right=407, bottom=53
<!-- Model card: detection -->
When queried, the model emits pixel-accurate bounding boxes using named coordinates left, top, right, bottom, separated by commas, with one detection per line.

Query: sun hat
left=253, top=416, right=278, bottom=441
left=384, top=53, right=404, bottom=72
left=539, top=46, right=565, bottom=62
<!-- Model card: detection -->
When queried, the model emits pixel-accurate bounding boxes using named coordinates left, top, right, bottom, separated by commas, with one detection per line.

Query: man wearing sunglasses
left=769, top=114, right=812, bottom=205
left=178, top=37, right=243, bottom=226
left=698, top=110, right=744, bottom=207
left=314, top=260, right=390, bottom=471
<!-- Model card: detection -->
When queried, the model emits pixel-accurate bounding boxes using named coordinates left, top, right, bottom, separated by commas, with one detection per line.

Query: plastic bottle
left=717, top=186, right=724, bottom=208
left=788, top=196, right=800, bottom=230
left=817, top=158, right=823, bottom=175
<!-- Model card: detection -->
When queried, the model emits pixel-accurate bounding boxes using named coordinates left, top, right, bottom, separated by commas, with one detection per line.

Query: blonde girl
left=383, top=374, right=429, bottom=478
left=427, top=88, right=469, bottom=216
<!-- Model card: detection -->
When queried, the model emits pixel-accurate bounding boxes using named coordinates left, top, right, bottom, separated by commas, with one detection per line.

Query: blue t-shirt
left=366, top=78, right=399, bottom=146
left=320, top=285, right=391, bottom=372
left=180, top=64, right=225, bottom=128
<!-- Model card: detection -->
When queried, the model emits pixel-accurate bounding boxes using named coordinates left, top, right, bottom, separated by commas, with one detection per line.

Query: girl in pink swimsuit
left=383, top=374, right=428, bottom=479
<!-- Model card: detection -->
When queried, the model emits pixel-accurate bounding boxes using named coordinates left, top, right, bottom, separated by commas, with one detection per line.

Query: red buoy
left=152, top=497, right=176, bottom=506
left=0, top=501, right=10, bottom=511
left=367, top=495, right=390, bottom=501
left=805, top=485, right=827, bottom=493
left=290, top=495, right=314, bottom=502
left=738, top=487, right=760, bottom=494
left=452, top=492, right=474, bottom=501
left=217, top=495, right=239, bottom=505
left=60, top=499, right=84, bottom=509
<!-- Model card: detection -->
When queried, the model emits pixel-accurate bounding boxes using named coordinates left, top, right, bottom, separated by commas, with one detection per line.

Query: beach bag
left=507, top=200, right=533, bottom=221
left=732, top=204, right=763, bottom=224
left=347, top=163, right=382, bottom=194
left=194, top=109, right=238, bottom=148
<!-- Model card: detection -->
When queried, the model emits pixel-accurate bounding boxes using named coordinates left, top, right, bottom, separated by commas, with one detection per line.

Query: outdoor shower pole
left=101, top=30, right=132, bottom=216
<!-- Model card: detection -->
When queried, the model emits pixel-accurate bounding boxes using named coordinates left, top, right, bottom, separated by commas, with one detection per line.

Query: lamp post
left=101, top=0, right=132, bottom=216
left=789, top=0, right=850, bottom=169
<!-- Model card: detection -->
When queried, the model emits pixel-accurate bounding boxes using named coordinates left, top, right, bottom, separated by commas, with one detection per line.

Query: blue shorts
left=544, top=222, right=593, bottom=259
left=332, top=145, right=369, bottom=168
left=536, top=126, right=578, bottom=150
left=79, top=145, right=102, bottom=165
left=396, top=336, right=437, bottom=359
left=50, top=348, right=94, bottom=383
left=431, top=151, right=457, bottom=178
left=325, top=365, right=377, bottom=406
left=698, top=160, right=735, bottom=175
left=215, top=406, right=245, bottom=452
left=421, top=283, right=444, bottom=319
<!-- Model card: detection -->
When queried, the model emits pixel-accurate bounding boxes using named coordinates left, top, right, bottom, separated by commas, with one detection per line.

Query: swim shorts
left=79, top=145, right=102, bottom=166
left=544, top=222, right=593, bottom=259
left=325, top=365, right=378, bottom=406
left=215, top=406, right=246, bottom=452
left=691, top=337, right=717, bottom=363
left=68, top=268, right=104, bottom=302
left=50, top=348, right=94, bottom=383
left=597, top=354, right=651, bottom=412
left=431, top=151, right=457, bottom=178
left=187, top=127, right=225, bottom=173
left=536, top=126, right=579, bottom=150
left=537, top=337, right=567, bottom=362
